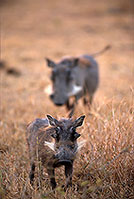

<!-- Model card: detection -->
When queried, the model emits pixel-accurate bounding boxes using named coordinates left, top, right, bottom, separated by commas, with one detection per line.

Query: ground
left=0, top=0, right=134, bottom=198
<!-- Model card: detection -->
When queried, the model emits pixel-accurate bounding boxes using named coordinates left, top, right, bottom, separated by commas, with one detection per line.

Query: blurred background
left=1, top=0, right=133, bottom=117
left=0, top=0, right=133, bottom=120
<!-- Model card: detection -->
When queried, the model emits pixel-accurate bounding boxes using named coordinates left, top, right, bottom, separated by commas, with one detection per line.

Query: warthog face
left=46, top=58, right=82, bottom=106
left=46, top=115, right=85, bottom=167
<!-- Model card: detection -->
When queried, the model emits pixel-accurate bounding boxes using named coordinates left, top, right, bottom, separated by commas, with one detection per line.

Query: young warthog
left=26, top=114, right=85, bottom=189
left=45, top=45, right=111, bottom=110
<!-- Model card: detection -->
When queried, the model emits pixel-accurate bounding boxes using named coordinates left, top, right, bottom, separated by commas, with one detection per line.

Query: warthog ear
left=47, top=115, right=59, bottom=126
left=45, top=58, right=56, bottom=68
left=73, top=115, right=85, bottom=128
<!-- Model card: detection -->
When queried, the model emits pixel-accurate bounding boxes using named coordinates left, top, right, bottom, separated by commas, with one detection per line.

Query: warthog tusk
left=77, top=140, right=86, bottom=151
left=68, top=84, right=82, bottom=97
left=44, top=141, right=55, bottom=151
left=44, top=85, right=53, bottom=95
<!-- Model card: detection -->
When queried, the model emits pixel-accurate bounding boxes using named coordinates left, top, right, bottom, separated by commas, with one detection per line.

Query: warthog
left=45, top=45, right=111, bottom=110
left=26, top=114, right=85, bottom=189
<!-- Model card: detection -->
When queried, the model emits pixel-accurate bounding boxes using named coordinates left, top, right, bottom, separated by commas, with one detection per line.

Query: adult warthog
left=45, top=45, right=111, bottom=110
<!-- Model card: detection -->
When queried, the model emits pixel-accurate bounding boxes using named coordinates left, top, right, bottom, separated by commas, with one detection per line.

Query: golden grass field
left=0, top=0, right=134, bottom=198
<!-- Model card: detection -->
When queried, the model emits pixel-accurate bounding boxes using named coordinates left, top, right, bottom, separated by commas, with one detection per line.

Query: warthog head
left=46, top=58, right=82, bottom=106
left=46, top=114, right=85, bottom=167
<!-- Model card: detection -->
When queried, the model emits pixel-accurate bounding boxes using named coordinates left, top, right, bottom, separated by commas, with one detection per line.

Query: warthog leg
left=89, top=95, right=93, bottom=104
left=29, top=162, right=35, bottom=185
left=65, top=163, right=73, bottom=188
left=66, top=99, right=75, bottom=110
left=47, top=167, right=56, bottom=189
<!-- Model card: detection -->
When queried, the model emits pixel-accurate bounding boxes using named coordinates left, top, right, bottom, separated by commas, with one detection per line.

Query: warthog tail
left=91, top=45, right=111, bottom=57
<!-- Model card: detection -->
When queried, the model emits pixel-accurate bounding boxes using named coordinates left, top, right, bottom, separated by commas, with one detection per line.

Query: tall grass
left=0, top=96, right=133, bottom=199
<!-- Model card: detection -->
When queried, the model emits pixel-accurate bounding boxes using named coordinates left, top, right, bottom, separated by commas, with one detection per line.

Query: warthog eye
left=55, top=127, right=60, bottom=134
left=51, top=127, right=60, bottom=141
left=69, top=144, right=75, bottom=150
left=70, top=127, right=76, bottom=133
left=70, top=127, right=81, bottom=141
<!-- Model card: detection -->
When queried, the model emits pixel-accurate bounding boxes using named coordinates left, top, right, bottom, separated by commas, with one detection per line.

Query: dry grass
left=0, top=0, right=134, bottom=198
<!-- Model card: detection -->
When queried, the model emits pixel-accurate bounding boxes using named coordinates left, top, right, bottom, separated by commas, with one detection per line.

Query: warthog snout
left=50, top=92, right=68, bottom=106
left=26, top=114, right=85, bottom=189
left=50, top=93, right=64, bottom=106
left=54, top=160, right=72, bottom=167
left=54, top=146, right=75, bottom=164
